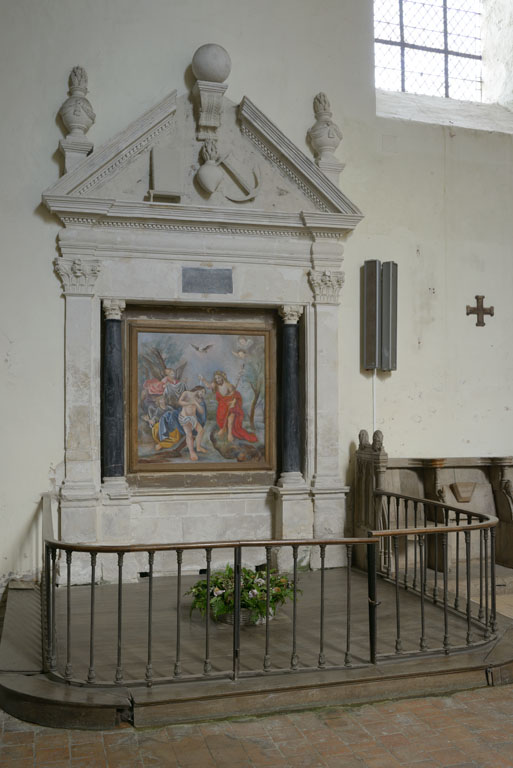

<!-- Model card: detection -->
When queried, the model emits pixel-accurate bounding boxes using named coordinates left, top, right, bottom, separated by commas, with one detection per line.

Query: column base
left=277, top=471, right=306, bottom=488
left=101, top=476, right=130, bottom=501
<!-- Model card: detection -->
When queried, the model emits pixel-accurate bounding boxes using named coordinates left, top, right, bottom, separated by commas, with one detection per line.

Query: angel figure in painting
left=199, top=370, right=257, bottom=444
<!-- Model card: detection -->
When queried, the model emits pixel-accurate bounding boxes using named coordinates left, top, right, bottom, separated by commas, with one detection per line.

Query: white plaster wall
left=1, top=0, right=512, bottom=584
left=482, top=0, right=513, bottom=106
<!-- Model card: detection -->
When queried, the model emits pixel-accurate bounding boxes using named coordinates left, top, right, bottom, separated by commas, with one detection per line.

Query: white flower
left=248, top=589, right=258, bottom=598
left=213, top=587, right=225, bottom=596
left=255, top=577, right=265, bottom=586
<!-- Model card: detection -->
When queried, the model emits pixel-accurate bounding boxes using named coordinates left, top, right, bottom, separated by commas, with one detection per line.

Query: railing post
left=367, top=535, right=377, bottom=664
left=290, top=545, right=299, bottom=671
left=418, top=534, right=427, bottom=651
left=87, top=552, right=97, bottom=683
left=490, top=526, right=497, bottom=633
left=442, top=532, right=450, bottom=654
left=44, top=543, right=51, bottom=672
left=318, top=544, right=326, bottom=669
left=264, top=546, right=272, bottom=672
left=465, top=530, right=472, bottom=645
left=174, top=549, right=183, bottom=678
left=64, top=550, right=73, bottom=680
left=115, top=552, right=124, bottom=684
left=50, top=547, right=57, bottom=672
left=345, top=543, right=353, bottom=667
left=145, top=551, right=154, bottom=687
left=393, top=535, right=402, bottom=653
left=232, top=546, right=241, bottom=681
left=204, top=548, right=212, bottom=675
left=484, top=528, right=490, bottom=638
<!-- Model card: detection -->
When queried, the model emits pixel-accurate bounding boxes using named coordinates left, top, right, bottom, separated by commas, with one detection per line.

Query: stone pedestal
left=272, top=483, right=313, bottom=572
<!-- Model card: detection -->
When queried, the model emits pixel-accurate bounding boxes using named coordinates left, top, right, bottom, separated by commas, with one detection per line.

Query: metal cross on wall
left=466, top=295, right=494, bottom=327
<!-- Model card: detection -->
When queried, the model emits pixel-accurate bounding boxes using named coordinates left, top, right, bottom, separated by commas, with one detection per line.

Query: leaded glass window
left=374, top=0, right=482, bottom=101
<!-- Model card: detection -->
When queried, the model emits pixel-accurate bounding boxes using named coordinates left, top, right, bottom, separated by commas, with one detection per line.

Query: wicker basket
left=214, top=608, right=274, bottom=625
left=216, top=608, right=255, bottom=625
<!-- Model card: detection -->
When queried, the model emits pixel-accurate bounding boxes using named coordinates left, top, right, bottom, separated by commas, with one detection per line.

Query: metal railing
left=42, top=536, right=379, bottom=688
left=370, top=490, right=498, bottom=659
left=40, top=489, right=500, bottom=689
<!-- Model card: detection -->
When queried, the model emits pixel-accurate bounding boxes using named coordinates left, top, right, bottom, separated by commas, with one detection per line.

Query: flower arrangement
left=187, top=563, right=297, bottom=624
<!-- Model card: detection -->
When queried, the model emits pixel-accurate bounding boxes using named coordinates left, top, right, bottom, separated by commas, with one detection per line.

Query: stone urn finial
left=307, top=92, right=344, bottom=183
left=59, top=66, right=96, bottom=138
left=57, top=66, right=95, bottom=174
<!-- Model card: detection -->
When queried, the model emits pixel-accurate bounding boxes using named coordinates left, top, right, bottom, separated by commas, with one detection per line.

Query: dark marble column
left=102, top=299, right=126, bottom=478
left=278, top=305, right=304, bottom=479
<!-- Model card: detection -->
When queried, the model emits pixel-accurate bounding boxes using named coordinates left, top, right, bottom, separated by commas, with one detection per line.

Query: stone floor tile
left=37, top=762, right=72, bottom=768
left=0, top=759, right=34, bottom=768
left=364, top=755, right=404, bottom=768
left=69, top=730, right=104, bottom=744
left=70, top=741, right=106, bottom=761
left=311, top=738, right=352, bottom=757
left=35, top=731, right=70, bottom=749
left=137, top=739, right=177, bottom=766
left=165, top=725, right=202, bottom=742
left=106, top=747, right=145, bottom=767
left=103, top=730, right=139, bottom=748
left=35, top=745, right=71, bottom=764
left=71, top=757, right=107, bottom=768
left=1, top=730, right=35, bottom=745
left=0, top=743, right=34, bottom=762
left=323, top=756, right=365, bottom=768
left=425, top=748, right=468, bottom=766
left=170, top=744, right=217, bottom=767
left=378, top=732, right=410, bottom=748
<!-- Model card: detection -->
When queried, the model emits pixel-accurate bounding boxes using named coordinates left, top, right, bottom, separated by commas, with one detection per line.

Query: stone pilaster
left=54, top=256, right=101, bottom=542
left=308, top=252, right=348, bottom=567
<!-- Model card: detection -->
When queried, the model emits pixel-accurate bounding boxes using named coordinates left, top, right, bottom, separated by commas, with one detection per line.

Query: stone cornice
left=43, top=195, right=360, bottom=239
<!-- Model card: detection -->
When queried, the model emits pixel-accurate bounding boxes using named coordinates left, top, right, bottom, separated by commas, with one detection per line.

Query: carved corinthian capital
left=279, top=305, right=304, bottom=325
left=54, top=257, right=101, bottom=296
left=102, top=299, right=126, bottom=320
left=308, top=268, right=344, bottom=303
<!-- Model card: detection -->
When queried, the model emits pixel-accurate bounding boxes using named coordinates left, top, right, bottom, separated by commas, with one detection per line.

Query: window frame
left=374, top=0, right=482, bottom=100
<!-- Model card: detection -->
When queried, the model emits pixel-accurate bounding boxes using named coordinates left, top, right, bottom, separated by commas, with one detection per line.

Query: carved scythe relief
left=195, top=139, right=260, bottom=203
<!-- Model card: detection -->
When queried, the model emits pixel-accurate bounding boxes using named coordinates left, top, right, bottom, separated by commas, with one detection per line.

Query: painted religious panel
left=128, top=319, right=275, bottom=472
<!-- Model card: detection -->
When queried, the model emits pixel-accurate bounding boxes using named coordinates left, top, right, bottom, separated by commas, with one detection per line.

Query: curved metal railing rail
left=40, top=489, right=500, bottom=689
left=370, top=490, right=498, bottom=659
left=43, top=528, right=379, bottom=688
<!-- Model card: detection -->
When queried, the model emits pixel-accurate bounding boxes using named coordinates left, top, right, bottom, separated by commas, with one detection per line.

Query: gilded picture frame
left=127, top=318, right=276, bottom=473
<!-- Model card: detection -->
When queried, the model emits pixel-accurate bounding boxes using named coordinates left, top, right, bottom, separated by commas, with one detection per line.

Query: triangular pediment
left=43, top=85, right=363, bottom=238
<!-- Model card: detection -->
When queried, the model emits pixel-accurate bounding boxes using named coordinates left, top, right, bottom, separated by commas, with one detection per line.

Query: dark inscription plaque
left=182, top=267, right=233, bottom=295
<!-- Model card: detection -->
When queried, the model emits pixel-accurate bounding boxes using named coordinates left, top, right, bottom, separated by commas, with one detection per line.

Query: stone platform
left=1, top=568, right=513, bottom=729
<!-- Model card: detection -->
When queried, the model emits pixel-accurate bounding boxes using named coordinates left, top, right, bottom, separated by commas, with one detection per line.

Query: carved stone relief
left=54, top=257, right=101, bottom=296
left=308, top=269, right=344, bottom=304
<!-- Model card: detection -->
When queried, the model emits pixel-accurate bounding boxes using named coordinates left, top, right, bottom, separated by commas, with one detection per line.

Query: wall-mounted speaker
left=362, top=260, right=397, bottom=371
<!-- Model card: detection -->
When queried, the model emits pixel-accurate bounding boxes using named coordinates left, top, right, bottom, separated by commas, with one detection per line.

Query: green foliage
left=186, top=563, right=297, bottom=623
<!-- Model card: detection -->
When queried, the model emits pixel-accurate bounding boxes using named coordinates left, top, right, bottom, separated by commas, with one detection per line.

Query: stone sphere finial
left=59, top=65, right=96, bottom=138
left=192, top=43, right=231, bottom=83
